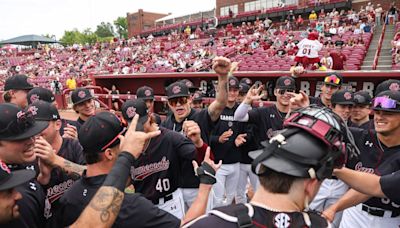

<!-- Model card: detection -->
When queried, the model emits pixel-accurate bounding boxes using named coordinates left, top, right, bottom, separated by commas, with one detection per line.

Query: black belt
left=361, top=204, right=400, bottom=218
left=152, top=193, right=174, bottom=204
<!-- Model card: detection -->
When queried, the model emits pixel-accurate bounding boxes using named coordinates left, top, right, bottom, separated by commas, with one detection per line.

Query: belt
left=361, top=204, right=400, bottom=218
left=152, top=193, right=174, bottom=205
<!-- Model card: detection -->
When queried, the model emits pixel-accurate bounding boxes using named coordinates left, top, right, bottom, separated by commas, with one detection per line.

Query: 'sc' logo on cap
left=126, top=107, right=136, bottom=118
left=344, top=92, right=352, bottom=100
left=185, top=81, right=193, bottom=87
left=78, top=91, right=86, bottom=99
left=229, top=79, right=236, bottom=86
left=144, top=89, right=152, bottom=97
left=30, top=94, right=39, bottom=103
left=172, top=85, right=181, bottom=94
left=284, top=79, right=291, bottom=86
left=389, top=83, right=399, bottom=92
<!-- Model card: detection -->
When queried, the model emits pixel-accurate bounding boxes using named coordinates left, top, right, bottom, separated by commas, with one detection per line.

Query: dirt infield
left=59, top=109, right=79, bottom=121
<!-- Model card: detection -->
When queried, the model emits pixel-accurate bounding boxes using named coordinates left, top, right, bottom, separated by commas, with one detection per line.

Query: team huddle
left=0, top=56, right=400, bottom=228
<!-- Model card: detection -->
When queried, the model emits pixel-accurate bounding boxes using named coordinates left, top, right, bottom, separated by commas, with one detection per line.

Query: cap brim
left=73, top=96, right=95, bottom=106
left=372, top=107, right=400, bottom=113
left=333, top=102, right=354, bottom=105
left=1, top=121, right=49, bottom=141
left=0, top=169, right=36, bottom=191
left=324, top=82, right=340, bottom=87
left=127, top=115, right=148, bottom=132
left=167, top=94, right=189, bottom=99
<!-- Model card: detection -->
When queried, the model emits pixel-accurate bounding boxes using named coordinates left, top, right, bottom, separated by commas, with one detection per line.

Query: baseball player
left=191, top=91, right=204, bottom=111
left=310, top=73, right=343, bottom=108
left=122, top=99, right=212, bottom=219
left=234, top=76, right=297, bottom=143
left=334, top=167, right=400, bottom=205
left=0, top=103, right=48, bottom=228
left=349, top=91, right=374, bottom=130
left=161, top=56, right=232, bottom=209
left=26, top=101, right=85, bottom=220
left=309, top=89, right=355, bottom=228
left=237, top=83, right=250, bottom=103
left=68, top=87, right=96, bottom=131
left=2, top=74, right=33, bottom=108
left=184, top=106, right=351, bottom=228
left=323, top=90, right=400, bottom=227
left=54, top=111, right=219, bottom=227
left=136, top=86, right=162, bottom=125
left=0, top=161, right=36, bottom=224
left=374, top=79, right=400, bottom=96
left=209, top=76, right=249, bottom=207
left=27, top=87, right=78, bottom=139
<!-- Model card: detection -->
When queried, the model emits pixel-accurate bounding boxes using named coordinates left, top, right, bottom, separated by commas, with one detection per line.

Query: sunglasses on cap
left=168, top=97, right=188, bottom=107
left=373, top=97, right=399, bottom=109
left=278, top=89, right=295, bottom=95
left=324, top=75, right=341, bottom=85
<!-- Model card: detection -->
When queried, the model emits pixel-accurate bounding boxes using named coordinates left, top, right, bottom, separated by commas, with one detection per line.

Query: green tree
left=60, top=29, right=82, bottom=45
left=81, top=28, right=98, bottom=44
left=114, top=16, right=128, bottom=39
left=95, top=22, right=115, bottom=38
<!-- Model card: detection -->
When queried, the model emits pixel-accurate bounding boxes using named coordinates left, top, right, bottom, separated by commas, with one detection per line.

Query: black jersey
left=185, top=203, right=329, bottom=228
left=161, top=108, right=214, bottom=188
left=42, top=138, right=85, bottom=220
left=350, top=128, right=400, bottom=212
left=153, top=113, right=162, bottom=125
left=210, top=104, right=246, bottom=164
left=309, top=96, right=328, bottom=107
left=51, top=173, right=180, bottom=228
left=3, top=165, right=46, bottom=228
left=239, top=123, right=260, bottom=164
left=380, top=171, right=400, bottom=204
left=247, top=105, right=286, bottom=143
left=348, top=119, right=374, bottom=131
left=130, top=127, right=196, bottom=203
left=67, top=117, right=85, bottom=132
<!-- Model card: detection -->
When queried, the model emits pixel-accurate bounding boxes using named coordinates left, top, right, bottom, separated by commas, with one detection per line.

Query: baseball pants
left=340, top=204, right=400, bottom=228
left=213, top=163, right=240, bottom=208
left=181, top=188, right=214, bottom=212
left=235, top=163, right=259, bottom=204
left=156, top=188, right=185, bottom=219
left=310, top=179, right=349, bottom=228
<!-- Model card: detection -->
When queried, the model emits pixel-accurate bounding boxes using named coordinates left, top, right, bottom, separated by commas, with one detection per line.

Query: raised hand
left=244, top=84, right=265, bottom=105
left=183, top=120, right=203, bottom=148
left=219, top=129, right=233, bottom=143
left=235, top=133, right=247, bottom=147
left=62, top=124, right=78, bottom=139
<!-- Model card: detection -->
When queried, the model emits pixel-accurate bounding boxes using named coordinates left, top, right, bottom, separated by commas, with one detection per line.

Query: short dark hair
left=85, top=144, right=119, bottom=165
left=3, top=91, right=11, bottom=102
left=258, top=165, right=299, bottom=194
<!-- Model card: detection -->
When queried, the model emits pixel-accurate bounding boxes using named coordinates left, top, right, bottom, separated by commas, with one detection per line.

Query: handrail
left=372, top=12, right=388, bottom=70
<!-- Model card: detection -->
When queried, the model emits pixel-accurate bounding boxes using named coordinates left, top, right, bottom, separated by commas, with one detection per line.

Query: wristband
left=194, top=162, right=217, bottom=185
left=103, top=151, right=135, bottom=191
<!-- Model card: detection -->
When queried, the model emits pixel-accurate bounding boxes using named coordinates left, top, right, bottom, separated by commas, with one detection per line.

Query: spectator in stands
left=388, top=3, right=397, bottom=24
left=321, top=52, right=333, bottom=70
left=264, top=17, right=272, bottom=30
left=353, top=23, right=362, bottom=34
left=319, top=9, right=326, bottom=21
left=375, top=4, right=383, bottom=26
left=330, top=48, right=347, bottom=70
left=296, top=15, right=304, bottom=30
left=309, top=10, right=318, bottom=22
left=109, top=85, right=120, bottom=111
left=66, top=75, right=77, bottom=91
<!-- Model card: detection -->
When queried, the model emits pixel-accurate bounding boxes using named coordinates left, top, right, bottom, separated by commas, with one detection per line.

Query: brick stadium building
left=126, top=9, right=169, bottom=37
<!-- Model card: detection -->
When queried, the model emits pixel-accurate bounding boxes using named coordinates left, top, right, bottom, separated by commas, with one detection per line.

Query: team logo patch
left=126, top=107, right=136, bottom=118
left=389, top=83, right=399, bottom=91
left=229, top=79, right=236, bottom=86
left=185, top=81, right=193, bottom=87
left=172, top=85, right=181, bottom=94
left=274, top=213, right=291, bottom=228
left=344, top=92, right=352, bottom=100
left=0, top=161, right=10, bottom=174
left=78, top=91, right=86, bottom=99
left=30, top=94, right=39, bottom=103
left=284, top=79, right=291, bottom=86
left=245, top=79, right=251, bottom=84
left=144, top=89, right=152, bottom=97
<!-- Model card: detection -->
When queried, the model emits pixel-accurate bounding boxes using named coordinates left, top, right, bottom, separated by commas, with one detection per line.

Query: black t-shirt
left=210, top=104, right=246, bottom=164
left=239, top=123, right=260, bottom=164
left=350, top=128, right=400, bottom=212
left=309, top=96, right=328, bottom=107
left=3, top=165, right=46, bottom=228
left=186, top=203, right=329, bottom=228
left=51, top=173, right=180, bottom=228
left=131, top=127, right=196, bottom=203
left=247, top=105, right=285, bottom=143
left=67, top=117, right=85, bottom=132
left=161, top=108, right=215, bottom=188
left=380, top=171, right=400, bottom=205
left=42, top=138, right=85, bottom=220
left=348, top=119, right=374, bottom=131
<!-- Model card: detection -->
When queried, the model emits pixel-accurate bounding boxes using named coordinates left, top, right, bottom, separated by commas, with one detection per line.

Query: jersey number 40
left=156, top=178, right=171, bottom=192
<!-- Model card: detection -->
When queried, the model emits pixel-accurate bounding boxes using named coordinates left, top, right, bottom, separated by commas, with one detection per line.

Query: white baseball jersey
left=296, top=38, right=323, bottom=58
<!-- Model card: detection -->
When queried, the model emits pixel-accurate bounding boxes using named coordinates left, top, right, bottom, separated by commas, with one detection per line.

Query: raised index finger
left=126, top=114, right=139, bottom=136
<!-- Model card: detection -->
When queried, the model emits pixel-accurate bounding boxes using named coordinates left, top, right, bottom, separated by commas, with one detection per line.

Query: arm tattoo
left=209, top=80, right=228, bottom=121
left=62, top=159, right=86, bottom=178
left=89, top=186, right=124, bottom=223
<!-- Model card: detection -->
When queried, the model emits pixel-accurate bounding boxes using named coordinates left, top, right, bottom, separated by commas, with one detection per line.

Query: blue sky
left=1, top=0, right=215, bottom=40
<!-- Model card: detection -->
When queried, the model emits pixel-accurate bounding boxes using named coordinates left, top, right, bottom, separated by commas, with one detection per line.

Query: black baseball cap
left=166, top=82, right=190, bottom=99
left=121, top=99, right=149, bottom=131
left=276, top=76, right=296, bottom=90
left=0, top=103, right=48, bottom=141
left=228, top=76, right=240, bottom=89
left=192, top=91, right=203, bottom=102
left=27, top=87, right=55, bottom=104
left=375, top=79, right=400, bottom=96
left=0, top=160, right=36, bottom=191
left=240, top=77, right=252, bottom=86
left=239, top=83, right=250, bottom=94
left=4, top=74, right=34, bottom=91
left=180, top=79, right=197, bottom=92
left=71, top=88, right=94, bottom=106
left=136, top=86, right=154, bottom=100
left=28, top=101, right=60, bottom=121
left=353, top=91, right=372, bottom=105
left=331, top=90, right=355, bottom=105
left=79, top=112, right=126, bottom=155
left=372, top=91, right=400, bottom=113
left=324, top=73, right=343, bottom=87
